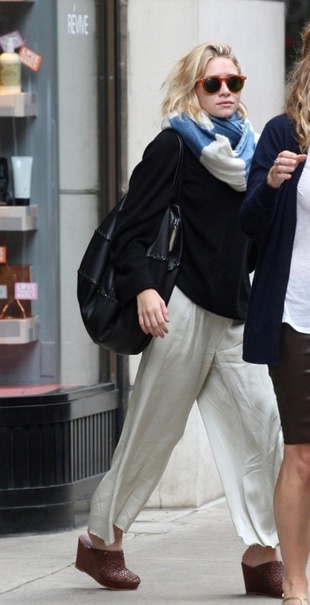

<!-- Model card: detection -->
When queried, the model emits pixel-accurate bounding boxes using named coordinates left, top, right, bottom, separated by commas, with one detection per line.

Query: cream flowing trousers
left=89, top=287, right=283, bottom=546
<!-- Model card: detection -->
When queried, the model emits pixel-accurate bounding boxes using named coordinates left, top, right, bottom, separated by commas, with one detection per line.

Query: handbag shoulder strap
left=170, top=130, right=184, bottom=204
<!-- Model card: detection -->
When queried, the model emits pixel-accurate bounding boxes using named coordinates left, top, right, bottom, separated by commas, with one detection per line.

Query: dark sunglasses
left=197, top=75, right=247, bottom=94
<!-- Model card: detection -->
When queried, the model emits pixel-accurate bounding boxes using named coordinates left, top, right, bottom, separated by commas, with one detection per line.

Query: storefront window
left=0, top=0, right=125, bottom=534
left=285, top=0, right=310, bottom=69
left=0, top=0, right=125, bottom=394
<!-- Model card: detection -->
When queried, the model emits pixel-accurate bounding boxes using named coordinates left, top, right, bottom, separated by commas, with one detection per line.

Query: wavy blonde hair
left=161, top=41, right=247, bottom=122
left=286, top=22, right=310, bottom=151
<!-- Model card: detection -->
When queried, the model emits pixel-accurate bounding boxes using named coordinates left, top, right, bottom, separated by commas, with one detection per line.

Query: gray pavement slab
left=0, top=499, right=283, bottom=604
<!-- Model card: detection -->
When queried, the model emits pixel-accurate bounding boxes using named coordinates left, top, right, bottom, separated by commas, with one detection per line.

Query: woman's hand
left=137, top=289, right=170, bottom=337
left=267, top=151, right=307, bottom=189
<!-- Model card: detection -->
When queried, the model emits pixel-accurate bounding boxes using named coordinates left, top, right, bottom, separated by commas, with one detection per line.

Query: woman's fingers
left=137, top=289, right=170, bottom=337
left=267, top=152, right=307, bottom=188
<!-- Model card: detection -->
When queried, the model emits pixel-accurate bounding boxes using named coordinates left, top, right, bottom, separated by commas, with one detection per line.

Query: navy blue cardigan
left=240, top=113, right=305, bottom=365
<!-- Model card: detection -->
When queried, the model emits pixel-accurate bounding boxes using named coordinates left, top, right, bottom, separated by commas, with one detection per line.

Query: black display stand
left=0, top=384, right=120, bottom=534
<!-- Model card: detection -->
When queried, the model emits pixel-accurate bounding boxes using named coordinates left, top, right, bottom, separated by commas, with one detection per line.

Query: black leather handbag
left=77, top=131, right=183, bottom=355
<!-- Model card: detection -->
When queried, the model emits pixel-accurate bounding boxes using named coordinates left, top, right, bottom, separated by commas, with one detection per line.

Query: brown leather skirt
left=269, top=323, right=310, bottom=444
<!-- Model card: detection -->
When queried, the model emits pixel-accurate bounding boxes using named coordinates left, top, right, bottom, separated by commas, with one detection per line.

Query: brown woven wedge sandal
left=75, top=535, right=141, bottom=590
left=241, top=561, right=284, bottom=598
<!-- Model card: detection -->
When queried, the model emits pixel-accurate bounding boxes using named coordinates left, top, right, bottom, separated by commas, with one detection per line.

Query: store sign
left=0, top=30, right=24, bottom=52
left=19, top=46, right=42, bottom=72
left=15, top=282, right=38, bottom=300
left=67, top=6, right=89, bottom=35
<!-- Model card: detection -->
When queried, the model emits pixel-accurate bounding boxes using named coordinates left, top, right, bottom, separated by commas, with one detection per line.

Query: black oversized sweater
left=111, top=128, right=253, bottom=320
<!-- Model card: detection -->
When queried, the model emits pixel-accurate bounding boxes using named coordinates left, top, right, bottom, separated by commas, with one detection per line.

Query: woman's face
left=195, top=57, right=242, bottom=119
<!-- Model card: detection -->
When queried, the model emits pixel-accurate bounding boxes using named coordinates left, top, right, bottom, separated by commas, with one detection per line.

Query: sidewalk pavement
left=0, top=498, right=284, bottom=605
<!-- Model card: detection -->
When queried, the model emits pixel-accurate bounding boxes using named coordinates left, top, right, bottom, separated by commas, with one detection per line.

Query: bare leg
left=274, top=443, right=310, bottom=601
left=88, top=530, right=281, bottom=562
left=88, top=528, right=280, bottom=562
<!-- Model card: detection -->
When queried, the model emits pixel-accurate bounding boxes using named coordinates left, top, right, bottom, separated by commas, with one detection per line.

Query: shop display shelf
left=0, top=205, right=38, bottom=231
left=0, top=315, right=39, bottom=344
left=0, top=92, right=37, bottom=117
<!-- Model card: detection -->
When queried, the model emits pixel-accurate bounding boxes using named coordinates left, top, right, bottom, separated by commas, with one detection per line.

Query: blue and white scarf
left=162, top=112, right=259, bottom=192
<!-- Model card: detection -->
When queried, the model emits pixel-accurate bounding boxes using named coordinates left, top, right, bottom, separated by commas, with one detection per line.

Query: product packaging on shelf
left=11, top=156, right=33, bottom=205
left=0, top=264, right=33, bottom=319
left=0, top=157, right=9, bottom=205
left=0, top=38, right=21, bottom=95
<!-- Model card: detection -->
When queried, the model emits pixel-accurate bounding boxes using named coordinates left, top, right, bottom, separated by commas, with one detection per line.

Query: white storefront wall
left=126, top=0, right=285, bottom=507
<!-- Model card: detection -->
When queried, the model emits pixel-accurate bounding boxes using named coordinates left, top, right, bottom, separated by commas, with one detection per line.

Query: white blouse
left=283, top=148, right=310, bottom=332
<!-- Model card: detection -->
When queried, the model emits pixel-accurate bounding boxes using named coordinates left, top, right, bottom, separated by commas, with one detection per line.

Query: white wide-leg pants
left=89, top=287, right=283, bottom=546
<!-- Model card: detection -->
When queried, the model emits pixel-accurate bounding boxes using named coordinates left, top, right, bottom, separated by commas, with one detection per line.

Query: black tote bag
left=77, top=131, right=183, bottom=355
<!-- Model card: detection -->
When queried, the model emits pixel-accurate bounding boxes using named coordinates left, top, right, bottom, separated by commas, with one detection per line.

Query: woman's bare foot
left=87, top=530, right=107, bottom=550
left=242, top=544, right=281, bottom=567
left=282, top=579, right=308, bottom=603
left=88, top=526, right=123, bottom=551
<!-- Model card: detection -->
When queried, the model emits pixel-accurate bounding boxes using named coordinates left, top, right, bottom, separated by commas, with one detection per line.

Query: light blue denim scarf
left=163, top=112, right=258, bottom=192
